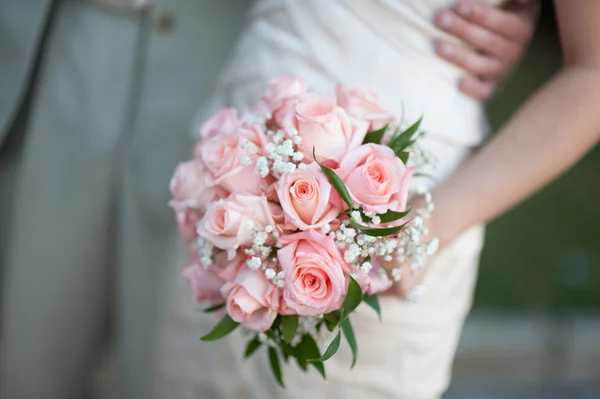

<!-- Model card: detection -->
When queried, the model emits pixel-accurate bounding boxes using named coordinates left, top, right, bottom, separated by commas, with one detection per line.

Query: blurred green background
left=475, top=2, right=600, bottom=310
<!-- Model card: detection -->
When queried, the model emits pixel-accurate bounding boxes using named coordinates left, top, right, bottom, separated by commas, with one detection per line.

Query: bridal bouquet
left=169, top=76, right=438, bottom=386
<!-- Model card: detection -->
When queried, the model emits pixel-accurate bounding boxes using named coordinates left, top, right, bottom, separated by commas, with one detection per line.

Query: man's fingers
left=435, top=11, right=521, bottom=62
left=458, top=75, right=496, bottom=100
left=454, top=0, right=535, bottom=42
left=435, top=40, right=504, bottom=80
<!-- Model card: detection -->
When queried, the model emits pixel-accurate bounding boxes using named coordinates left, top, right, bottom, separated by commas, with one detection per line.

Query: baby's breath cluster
left=243, top=222, right=286, bottom=287
left=195, top=237, right=214, bottom=269
left=388, top=186, right=438, bottom=281
left=249, top=124, right=305, bottom=178
left=319, top=185, right=438, bottom=285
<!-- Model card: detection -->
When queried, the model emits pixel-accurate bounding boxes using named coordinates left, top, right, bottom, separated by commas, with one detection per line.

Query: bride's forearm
left=432, top=66, right=600, bottom=246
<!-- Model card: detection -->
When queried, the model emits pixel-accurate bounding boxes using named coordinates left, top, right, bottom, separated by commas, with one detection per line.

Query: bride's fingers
left=458, top=75, right=496, bottom=100
left=435, top=10, right=519, bottom=62
left=453, top=0, right=536, bottom=42
left=435, top=40, right=504, bottom=80
left=381, top=263, right=428, bottom=298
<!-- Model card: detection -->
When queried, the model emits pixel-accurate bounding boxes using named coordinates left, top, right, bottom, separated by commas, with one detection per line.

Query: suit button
left=155, top=11, right=175, bottom=33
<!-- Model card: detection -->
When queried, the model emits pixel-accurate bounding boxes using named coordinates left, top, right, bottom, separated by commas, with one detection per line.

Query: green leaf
left=313, top=147, right=353, bottom=209
left=398, top=151, right=410, bottom=164
left=340, top=318, right=358, bottom=369
left=200, top=315, right=239, bottom=342
left=341, top=273, right=363, bottom=317
left=413, top=172, right=437, bottom=180
left=268, top=346, right=285, bottom=388
left=388, top=116, right=422, bottom=153
left=362, top=124, right=388, bottom=144
left=202, top=303, right=225, bottom=313
left=324, top=318, right=337, bottom=332
left=350, top=218, right=409, bottom=237
left=282, top=315, right=299, bottom=344
left=363, top=294, right=382, bottom=322
left=280, top=342, right=292, bottom=363
left=299, top=334, right=326, bottom=379
left=323, top=311, right=341, bottom=332
left=378, top=208, right=411, bottom=224
left=309, top=331, right=341, bottom=363
left=244, top=337, right=262, bottom=358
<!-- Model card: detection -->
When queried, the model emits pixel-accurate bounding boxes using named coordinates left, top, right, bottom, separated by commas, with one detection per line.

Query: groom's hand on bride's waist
left=434, top=0, right=539, bottom=100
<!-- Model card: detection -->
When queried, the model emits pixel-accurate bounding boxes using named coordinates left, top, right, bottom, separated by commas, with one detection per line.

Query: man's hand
left=435, top=0, right=540, bottom=100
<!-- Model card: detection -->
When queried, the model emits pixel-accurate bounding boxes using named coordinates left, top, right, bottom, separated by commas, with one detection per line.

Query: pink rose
left=200, top=108, right=239, bottom=139
left=198, top=125, right=270, bottom=194
left=277, top=163, right=340, bottom=230
left=336, top=84, right=395, bottom=131
left=182, top=263, right=224, bottom=304
left=169, top=160, right=227, bottom=212
left=337, top=143, right=413, bottom=214
left=221, top=266, right=280, bottom=332
left=197, top=194, right=281, bottom=258
left=278, top=229, right=350, bottom=316
left=175, top=208, right=201, bottom=243
left=284, top=94, right=368, bottom=163
left=254, top=76, right=308, bottom=127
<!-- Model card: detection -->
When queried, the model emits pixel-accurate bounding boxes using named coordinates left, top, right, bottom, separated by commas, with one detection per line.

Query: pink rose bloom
left=278, top=229, right=350, bottom=316
left=169, top=160, right=227, bottom=212
left=222, top=266, right=280, bottom=332
left=175, top=208, right=201, bottom=243
left=337, top=143, right=413, bottom=214
left=200, top=108, right=239, bottom=139
left=198, top=125, right=270, bottom=194
left=197, top=194, right=281, bottom=258
left=336, top=84, right=395, bottom=131
left=277, top=163, right=340, bottom=230
left=182, top=263, right=224, bottom=304
left=254, top=76, right=308, bottom=127
left=283, top=94, right=368, bottom=163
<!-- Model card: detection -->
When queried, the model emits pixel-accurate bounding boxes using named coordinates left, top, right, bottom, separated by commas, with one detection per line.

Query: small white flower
left=274, top=280, right=286, bottom=288
left=350, top=210, right=362, bottom=223
left=371, top=216, right=381, bottom=225
left=292, top=152, right=304, bottom=162
left=320, top=224, right=331, bottom=234
left=258, top=333, right=268, bottom=342
left=241, top=156, right=252, bottom=166
left=264, top=225, right=274, bottom=233
left=254, top=232, right=268, bottom=246
left=361, top=261, right=373, bottom=273
left=247, top=257, right=262, bottom=270
left=292, top=135, right=302, bottom=145
left=265, top=143, right=276, bottom=154
left=264, top=268, right=276, bottom=279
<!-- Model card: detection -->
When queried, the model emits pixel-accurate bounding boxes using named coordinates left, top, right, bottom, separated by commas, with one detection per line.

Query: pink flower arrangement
left=169, top=76, right=437, bottom=386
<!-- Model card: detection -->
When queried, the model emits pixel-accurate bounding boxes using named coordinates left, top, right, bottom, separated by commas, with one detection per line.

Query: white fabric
left=154, top=0, right=497, bottom=398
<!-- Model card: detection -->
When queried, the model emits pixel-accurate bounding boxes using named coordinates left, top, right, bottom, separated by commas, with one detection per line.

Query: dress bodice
left=218, top=0, right=505, bottom=146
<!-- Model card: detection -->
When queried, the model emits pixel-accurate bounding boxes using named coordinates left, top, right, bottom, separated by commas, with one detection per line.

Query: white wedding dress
left=154, top=0, right=501, bottom=398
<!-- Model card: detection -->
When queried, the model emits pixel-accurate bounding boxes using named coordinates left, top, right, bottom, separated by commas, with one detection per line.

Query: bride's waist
left=224, top=0, right=489, bottom=145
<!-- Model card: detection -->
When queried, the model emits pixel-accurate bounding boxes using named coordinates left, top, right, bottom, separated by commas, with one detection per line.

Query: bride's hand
left=381, top=196, right=441, bottom=299
left=434, top=0, right=540, bottom=100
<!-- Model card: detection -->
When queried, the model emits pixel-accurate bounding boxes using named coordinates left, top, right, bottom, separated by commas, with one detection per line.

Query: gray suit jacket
left=0, top=0, right=53, bottom=149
